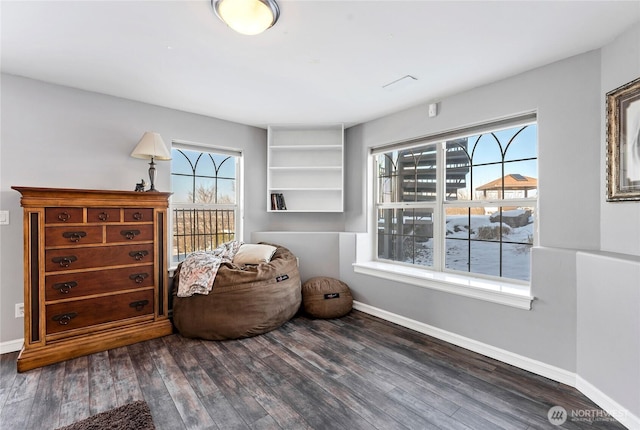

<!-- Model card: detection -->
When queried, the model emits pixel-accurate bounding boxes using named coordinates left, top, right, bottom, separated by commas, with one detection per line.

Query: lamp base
left=147, top=158, right=159, bottom=192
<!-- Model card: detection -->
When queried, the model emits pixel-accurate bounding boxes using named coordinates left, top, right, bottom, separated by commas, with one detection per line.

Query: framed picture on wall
left=607, top=76, right=640, bottom=201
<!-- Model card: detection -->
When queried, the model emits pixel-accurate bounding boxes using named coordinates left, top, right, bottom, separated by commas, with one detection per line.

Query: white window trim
left=353, top=262, right=533, bottom=309
left=358, top=115, right=537, bottom=310
left=353, top=233, right=534, bottom=310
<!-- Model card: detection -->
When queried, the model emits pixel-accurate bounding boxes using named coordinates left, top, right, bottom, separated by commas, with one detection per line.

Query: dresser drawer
left=46, top=289, right=154, bottom=335
left=124, top=208, right=153, bottom=222
left=45, top=264, right=154, bottom=300
left=45, top=243, right=154, bottom=272
left=87, top=208, right=121, bottom=223
left=45, top=226, right=103, bottom=247
left=105, top=224, right=154, bottom=243
left=45, top=207, right=83, bottom=224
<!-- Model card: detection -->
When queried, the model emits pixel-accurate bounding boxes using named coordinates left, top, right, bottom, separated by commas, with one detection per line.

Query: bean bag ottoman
left=172, top=244, right=301, bottom=340
left=302, top=276, right=353, bottom=319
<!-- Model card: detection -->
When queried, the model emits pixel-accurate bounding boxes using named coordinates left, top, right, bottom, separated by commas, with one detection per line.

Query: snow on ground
left=413, top=211, right=534, bottom=281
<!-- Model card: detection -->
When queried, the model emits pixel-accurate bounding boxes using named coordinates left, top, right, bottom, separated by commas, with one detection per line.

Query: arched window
left=170, top=143, right=241, bottom=262
left=374, top=115, right=537, bottom=282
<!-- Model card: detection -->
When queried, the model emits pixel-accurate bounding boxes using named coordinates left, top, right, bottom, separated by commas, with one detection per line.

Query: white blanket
left=177, top=240, right=243, bottom=297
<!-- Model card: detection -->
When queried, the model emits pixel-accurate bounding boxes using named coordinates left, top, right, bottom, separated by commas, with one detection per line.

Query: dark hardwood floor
left=0, top=311, right=625, bottom=429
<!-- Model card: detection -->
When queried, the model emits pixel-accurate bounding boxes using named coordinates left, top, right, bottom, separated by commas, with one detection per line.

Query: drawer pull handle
left=52, top=281, right=78, bottom=294
left=62, top=231, right=87, bottom=242
left=132, top=212, right=144, bottom=221
left=52, top=312, right=78, bottom=325
left=121, top=230, right=141, bottom=240
left=129, top=300, right=149, bottom=311
left=97, top=212, right=109, bottom=221
left=52, top=255, right=78, bottom=267
left=57, top=211, right=71, bottom=222
left=129, top=273, right=149, bottom=284
left=129, top=250, right=149, bottom=261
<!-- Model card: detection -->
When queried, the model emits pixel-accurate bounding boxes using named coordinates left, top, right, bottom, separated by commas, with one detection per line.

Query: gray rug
left=55, top=400, right=155, bottom=430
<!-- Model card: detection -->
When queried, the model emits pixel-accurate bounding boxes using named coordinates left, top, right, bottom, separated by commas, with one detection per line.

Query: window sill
left=352, top=261, right=533, bottom=310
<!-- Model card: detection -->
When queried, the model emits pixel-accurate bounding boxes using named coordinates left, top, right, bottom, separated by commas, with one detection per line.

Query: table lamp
left=130, top=132, right=171, bottom=192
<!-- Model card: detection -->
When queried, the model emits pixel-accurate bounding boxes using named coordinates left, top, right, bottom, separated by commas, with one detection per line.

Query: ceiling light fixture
left=212, top=0, right=280, bottom=36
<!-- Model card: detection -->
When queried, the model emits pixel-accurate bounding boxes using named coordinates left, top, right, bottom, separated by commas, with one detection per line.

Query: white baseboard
left=576, top=376, right=640, bottom=430
left=352, top=300, right=576, bottom=385
left=0, top=338, right=23, bottom=355
left=352, top=301, right=639, bottom=430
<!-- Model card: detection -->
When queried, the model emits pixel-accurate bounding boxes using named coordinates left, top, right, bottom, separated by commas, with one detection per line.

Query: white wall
left=0, top=74, right=270, bottom=344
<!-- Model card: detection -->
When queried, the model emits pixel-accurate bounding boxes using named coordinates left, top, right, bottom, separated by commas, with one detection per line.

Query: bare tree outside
left=188, top=183, right=235, bottom=205
left=171, top=149, right=238, bottom=261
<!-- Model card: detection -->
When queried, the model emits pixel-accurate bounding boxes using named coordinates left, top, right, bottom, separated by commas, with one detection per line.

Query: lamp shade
left=130, top=132, right=171, bottom=160
left=213, top=0, right=279, bottom=36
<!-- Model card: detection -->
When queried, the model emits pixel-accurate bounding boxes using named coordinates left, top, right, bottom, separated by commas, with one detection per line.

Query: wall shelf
left=267, top=124, right=344, bottom=212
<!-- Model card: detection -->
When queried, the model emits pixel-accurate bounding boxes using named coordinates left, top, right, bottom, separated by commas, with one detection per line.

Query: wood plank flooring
left=0, top=311, right=626, bottom=429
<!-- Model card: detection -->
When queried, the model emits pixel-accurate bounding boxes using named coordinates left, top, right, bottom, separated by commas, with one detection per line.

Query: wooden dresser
left=12, top=187, right=173, bottom=372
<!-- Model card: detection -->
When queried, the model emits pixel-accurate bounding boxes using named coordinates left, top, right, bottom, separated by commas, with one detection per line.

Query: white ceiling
left=2, top=0, right=639, bottom=128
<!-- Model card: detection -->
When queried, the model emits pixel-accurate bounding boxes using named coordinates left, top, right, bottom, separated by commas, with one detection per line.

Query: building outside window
left=170, top=143, right=241, bottom=263
left=374, top=115, right=537, bottom=283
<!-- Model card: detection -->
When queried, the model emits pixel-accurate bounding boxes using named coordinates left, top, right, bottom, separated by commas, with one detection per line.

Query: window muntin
left=377, top=207, right=435, bottom=267
left=171, top=149, right=237, bottom=204
left=171, top=147, right=240, bottom=262
left=446, top=125, right=538, bottom=202
left=374, top=121, right=537, bottom=283
left=377, top=144, right=438, bottom=203
left=444, top=205, right=535, bottom=281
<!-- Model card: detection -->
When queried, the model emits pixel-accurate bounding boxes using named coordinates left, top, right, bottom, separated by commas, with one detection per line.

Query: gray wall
left=340, top=22, right=640, bottom=424
left=251, top=231, right=340, bottom=283
left=0, top=74, right=347, bottom=344
left=0, top=73, right=352, bottom=344
left=600, top=23, right=640, bottom=257
left=1, top=21, right=638, bottom=425
left=573, top=23, right=640, bottom=420
left=576, top=251, right=640, bottom=421
left=343, top=49, right=602, bottom=372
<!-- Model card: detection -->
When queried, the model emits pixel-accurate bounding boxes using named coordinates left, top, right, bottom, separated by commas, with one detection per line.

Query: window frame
left=356, top=114, right=537, bottom=309
left=169, top=141, right=243, bottom=266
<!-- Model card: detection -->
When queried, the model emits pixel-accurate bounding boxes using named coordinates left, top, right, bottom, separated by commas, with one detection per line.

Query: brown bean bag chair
left=172, top=244, right=301, bottom=340
left=302, top=276, right=353, bottom=319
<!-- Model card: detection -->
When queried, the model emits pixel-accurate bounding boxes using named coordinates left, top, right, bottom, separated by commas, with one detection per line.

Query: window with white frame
left=170, top=143, right=241, bottom=263
left=374, top=114, right=537, bottom=283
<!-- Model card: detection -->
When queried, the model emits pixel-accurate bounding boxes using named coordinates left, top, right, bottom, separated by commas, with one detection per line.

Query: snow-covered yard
left=381, top=209, right=534, bottom=282
left=445, top=210, right=533, bottom=281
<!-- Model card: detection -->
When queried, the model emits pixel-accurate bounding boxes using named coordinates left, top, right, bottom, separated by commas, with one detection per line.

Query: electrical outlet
left=15, top=303, right=24, bottom=318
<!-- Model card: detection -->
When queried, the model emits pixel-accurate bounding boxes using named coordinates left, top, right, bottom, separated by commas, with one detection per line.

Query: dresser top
left=12, top=186, right=171, bottom=207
